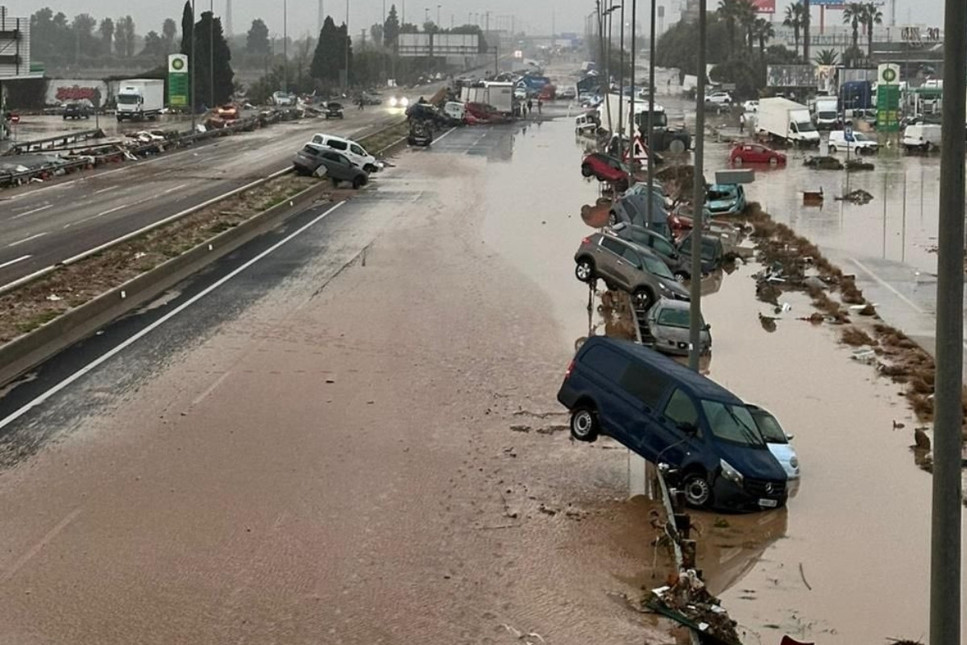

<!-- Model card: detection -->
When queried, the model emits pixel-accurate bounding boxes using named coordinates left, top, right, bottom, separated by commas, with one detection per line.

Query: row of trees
left=30, top=7, right=178, bottom=66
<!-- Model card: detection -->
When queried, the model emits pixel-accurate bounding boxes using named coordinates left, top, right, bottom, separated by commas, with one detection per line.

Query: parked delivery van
left=557, top=336, right=788, bottom=510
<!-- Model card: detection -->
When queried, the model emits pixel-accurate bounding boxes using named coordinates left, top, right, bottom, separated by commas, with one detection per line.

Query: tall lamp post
left=209, top=0, right=214, bottom=106
left=930, top=0, right=965, bottom=640
left=344, top=0, right=350, bottom=88
left=282, top=0, right=288, bottom=93
left=190, top=0, right=196, bottom=131
left=644, top=0, right=657, bottom=229
left=688, top=0, right=707, bottom=371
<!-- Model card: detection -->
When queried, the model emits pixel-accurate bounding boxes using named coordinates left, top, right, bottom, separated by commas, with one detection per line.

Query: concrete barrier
left=0, top=180, right=330, bottom=389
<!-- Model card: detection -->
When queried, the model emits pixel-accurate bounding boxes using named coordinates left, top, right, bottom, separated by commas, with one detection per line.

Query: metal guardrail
left=2, top=128, right=105, bottom=155
left=0, top=117, right=409, bottom=297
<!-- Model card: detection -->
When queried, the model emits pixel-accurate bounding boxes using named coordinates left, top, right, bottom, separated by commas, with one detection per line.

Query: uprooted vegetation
left=0, top=174, right=321, bottom=344
left=740, top=202, right=967, bottom=438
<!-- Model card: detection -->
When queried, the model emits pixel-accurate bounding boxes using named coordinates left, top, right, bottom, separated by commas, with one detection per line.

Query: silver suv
left=574, top=232, right=691, bottom=309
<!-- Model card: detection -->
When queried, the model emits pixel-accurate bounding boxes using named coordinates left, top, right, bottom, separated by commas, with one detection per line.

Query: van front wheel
left=683, top=472, right=713, bottom=508
left=570, top=407, right=600, bottom=442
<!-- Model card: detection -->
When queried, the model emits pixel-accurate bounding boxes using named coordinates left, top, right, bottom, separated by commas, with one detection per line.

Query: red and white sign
left=623, top=133, right=650, bottom=163
left=751, top=0, right=775, bottom=13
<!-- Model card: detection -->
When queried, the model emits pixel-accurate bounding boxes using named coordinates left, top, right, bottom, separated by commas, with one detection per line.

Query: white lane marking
left=191, top=371, right=233, bottom=406
left=161, top=183, right=189, bottom=195
left=849, top=257, right=926, bottom=315
left=0, top=255, right=31, bottom=270
left=0, top=200, right=347, bottom=432
left=8, top=232, right=47, bottom=248
left=93, top=186, right=117, bottom=195
left=65, top=194, right=156, bottom=228
left=1, top=508, right=83, bottom=583
left=432, top=127, right=457, bottom=143
left=11, top=204, right=53, bottom=220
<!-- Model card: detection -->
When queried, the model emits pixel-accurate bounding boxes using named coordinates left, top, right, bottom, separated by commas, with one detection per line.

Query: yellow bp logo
left=882, top=67, right=896, bottom=82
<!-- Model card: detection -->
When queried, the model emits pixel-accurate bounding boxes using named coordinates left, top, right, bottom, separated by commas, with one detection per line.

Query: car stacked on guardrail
left=567, top=145, right=801, bottom=512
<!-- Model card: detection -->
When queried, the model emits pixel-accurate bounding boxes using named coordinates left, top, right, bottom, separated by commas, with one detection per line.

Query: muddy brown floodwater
left=483, top=115, right=966, bottom=643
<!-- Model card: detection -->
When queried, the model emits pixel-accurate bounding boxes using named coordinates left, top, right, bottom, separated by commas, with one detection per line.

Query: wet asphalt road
left=0, top=72, right=963, bottom=642
left=0, top=105, right=410, bottom=289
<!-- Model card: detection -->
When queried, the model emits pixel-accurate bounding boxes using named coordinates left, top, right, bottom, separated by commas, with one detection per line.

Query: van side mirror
left=703, top=323, right=711, bottom=331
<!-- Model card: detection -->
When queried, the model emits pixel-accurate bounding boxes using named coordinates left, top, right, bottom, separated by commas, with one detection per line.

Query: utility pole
left=688, top=0, right=706, bottom=371
left=930, top=0, right=965, bottom=638
left=437, top=4, right=441, bottom=27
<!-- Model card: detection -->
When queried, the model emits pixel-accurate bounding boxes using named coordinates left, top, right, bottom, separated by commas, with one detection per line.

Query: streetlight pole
left=629, top=0, right=636, bottom=172
left=437, top=4, right=442, bottom=26
left=345, top=0, right=350, bottom=88
left=282, top=0, right=288, bottom=93
left=930, top=0, right=965, bottom=639
left=617, top=2, right=625, bottom=161
left=688, top=0, right=707, bottom=371
left=645, top=0, right=656, bottom=228
left=209, top=0, right=214, bottom=106
left=190, top=0, right=196, bottom=130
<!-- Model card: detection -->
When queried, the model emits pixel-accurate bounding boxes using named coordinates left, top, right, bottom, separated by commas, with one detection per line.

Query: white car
left=742, top=99, right=759, bottom=113
left=902, top=123, right=941, bottom=152
left=706, top=91, right=733, bottom=106
left=748, top=405, right=801, bottom=498
left=309, top=133, right=381, bottom=172
left=827, top=129, right=878, bottom=154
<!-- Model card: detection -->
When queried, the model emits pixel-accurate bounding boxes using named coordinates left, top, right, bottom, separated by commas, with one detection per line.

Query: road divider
left=0, top=118, right=411, bottom=390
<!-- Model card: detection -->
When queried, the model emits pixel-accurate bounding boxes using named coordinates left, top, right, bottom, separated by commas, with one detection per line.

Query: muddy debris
left=836, top=188, right=875, bottom=204
left=642, top=570, right=741, bottom=645
left=845, top=158, right=875, bottom=172
left=804, top=155, right=844, bottom=170
left=655, top=164, right=696, bottom=202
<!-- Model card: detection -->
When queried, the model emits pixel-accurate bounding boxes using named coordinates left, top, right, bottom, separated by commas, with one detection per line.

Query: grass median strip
left=0, top=174, right=323, bottom=344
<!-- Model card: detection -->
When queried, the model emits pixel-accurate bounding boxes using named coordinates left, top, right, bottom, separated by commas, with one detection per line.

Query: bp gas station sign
left=168, top=54, right=188, bottom=107
left=876, top=63, right=900, bottom=132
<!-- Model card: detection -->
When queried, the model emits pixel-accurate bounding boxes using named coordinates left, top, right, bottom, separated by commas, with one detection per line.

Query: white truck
left=811, top=96, right=840, bottom=129
left=116, top=79, right=165, bottom=122
left=756, top=97, right=820, bottom=146
left=482, top=81, right=514, bottom=114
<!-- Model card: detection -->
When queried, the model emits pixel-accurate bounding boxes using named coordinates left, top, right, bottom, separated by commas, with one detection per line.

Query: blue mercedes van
left=557, top=336, right=788, bottom=511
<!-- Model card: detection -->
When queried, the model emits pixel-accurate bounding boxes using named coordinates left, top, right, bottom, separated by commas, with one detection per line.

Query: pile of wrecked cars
left=568, top=145, right=800, bottom=513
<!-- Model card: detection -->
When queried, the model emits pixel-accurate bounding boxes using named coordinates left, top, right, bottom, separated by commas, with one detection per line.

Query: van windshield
left=701, top=400, right=765, bottom=446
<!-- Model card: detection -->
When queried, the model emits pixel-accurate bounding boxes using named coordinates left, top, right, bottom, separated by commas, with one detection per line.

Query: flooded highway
left=0, top=80, right=962, bottom=642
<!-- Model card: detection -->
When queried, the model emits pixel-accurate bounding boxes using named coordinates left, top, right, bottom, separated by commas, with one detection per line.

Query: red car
left=729, top=142, right=786, bottom=166
left=581, top=152, right=631, bottom=191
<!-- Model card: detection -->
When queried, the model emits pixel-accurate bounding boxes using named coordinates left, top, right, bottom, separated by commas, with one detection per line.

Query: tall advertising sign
left=876, top=63, right=900, bottom=132
left=167, top=54, right=188, bottom=107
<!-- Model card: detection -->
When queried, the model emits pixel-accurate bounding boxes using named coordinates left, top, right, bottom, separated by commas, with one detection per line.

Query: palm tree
left=754, top=17, right=775, bottom=59
left=814, top=48, right=838, bottom=65
left=802, top=0, right=811, bottom=64
left=718, top=0, right=740, bottom=58
left=734, top=0, right=757, bottom=53
left=843, top=2, right=863, bottom=53
left=863, top=1, right=883, bottom=57
left=782, top=2, right=804, bottom=59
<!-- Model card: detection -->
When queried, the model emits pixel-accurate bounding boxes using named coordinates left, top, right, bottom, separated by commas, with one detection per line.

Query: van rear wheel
left=683, top=472, right=712, bottom=507
left=668, top=139, right=686, bottom=154
left=570, top=406, right=600, bottom=442
left=633, top=288, right=655, bottom=310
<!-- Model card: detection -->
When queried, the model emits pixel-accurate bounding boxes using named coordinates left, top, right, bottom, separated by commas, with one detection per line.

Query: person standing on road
left=527, top=98, right=533, bottom=116
left=739, top=112, right=745, bottom=134
left=537, top=98, right=543, bottom=115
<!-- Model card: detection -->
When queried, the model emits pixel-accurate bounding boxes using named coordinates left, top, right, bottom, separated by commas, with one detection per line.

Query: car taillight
left=564, top=359, right=575, bottom=379
left=581, top=236, right=590, bottom=244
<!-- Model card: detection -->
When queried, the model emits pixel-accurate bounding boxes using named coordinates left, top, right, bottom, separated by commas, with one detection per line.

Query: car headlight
left=401, top=97, right=410, bottom=107
left=389, top=97, right=398, bottom=107
left=789, top=456, right=799, bottom=469
left=720, top=459, right=744, bottom=485
left=658, top=282, right=671, bottom=293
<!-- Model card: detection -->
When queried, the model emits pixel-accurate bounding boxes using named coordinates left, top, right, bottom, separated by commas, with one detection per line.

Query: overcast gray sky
left=7, top=0, right=946, bottom=39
